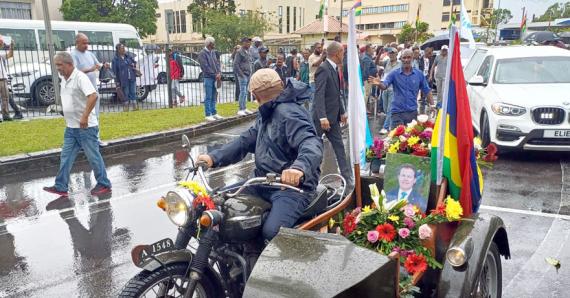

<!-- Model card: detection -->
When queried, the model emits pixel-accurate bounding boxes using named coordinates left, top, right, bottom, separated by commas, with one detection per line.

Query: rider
left=197, top=69, right=323, bottom=241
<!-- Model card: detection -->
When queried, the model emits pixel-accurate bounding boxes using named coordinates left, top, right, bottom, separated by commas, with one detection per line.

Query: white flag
left=347, top=10, right=372, bottom=166
left=460, top=0, right=476, bottom=49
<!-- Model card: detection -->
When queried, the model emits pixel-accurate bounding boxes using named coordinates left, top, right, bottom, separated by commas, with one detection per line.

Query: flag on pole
left=323, top=0, right=330, bottom=32
left=431, top=27, right=483, bottom=217
left=449, top=8, right=457, bottom=29
left=520, top=7, right=527, bottom=39
left=353, top=0, right=362, bottom=16
left=347, top=9, right=373, bottom=166
left=415, top=4, right=421, bottom=28
left=318, top=0, right=327, bottom=19
left=460, top=0, right=476, bottom=49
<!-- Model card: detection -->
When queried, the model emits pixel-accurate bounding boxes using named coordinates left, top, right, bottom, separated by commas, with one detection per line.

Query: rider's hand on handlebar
left=197, top=154, right=214, bottom=169
left=281, top=168, right=304, bottom=187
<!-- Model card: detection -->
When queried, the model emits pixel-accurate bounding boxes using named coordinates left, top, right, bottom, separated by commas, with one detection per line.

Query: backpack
left=173, top=52, right=184, bottom=77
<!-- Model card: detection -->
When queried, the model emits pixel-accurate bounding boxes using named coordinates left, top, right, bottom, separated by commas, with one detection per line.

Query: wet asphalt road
left=1, top=120, right=570, bottom=297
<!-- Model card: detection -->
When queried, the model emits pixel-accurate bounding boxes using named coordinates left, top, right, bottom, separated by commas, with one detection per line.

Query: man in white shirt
left=71, top=33, right=109, bottom=146
left=43, top=52, right=112, bottom=197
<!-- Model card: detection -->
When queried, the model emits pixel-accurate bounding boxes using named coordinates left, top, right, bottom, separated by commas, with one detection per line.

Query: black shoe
left=43, top=186, right=69, bottom=196
left=2, top=114, right=12, bottom=121
left=91, top=184, right=112, bottom=196
left=13, top=113, right=23, bottom=120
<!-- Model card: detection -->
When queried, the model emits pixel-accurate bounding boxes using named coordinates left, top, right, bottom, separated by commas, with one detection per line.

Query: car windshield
left=494, top=56, right=570, bottom=84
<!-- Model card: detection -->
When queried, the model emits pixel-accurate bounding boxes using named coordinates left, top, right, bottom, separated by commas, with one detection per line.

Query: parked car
left=219, top=53, right=235, bottom=81
left=464, top=46, right=570, bottom=151
left=9, top=45, right=149, bottom=106
left=155, top=53, right=202, bottom=84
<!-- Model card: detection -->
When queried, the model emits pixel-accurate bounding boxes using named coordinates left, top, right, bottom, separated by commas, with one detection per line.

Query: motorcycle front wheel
left=119, top=263, right=219, bottom=298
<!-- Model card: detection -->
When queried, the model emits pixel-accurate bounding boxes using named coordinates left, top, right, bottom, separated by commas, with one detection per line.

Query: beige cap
left=249, top=69, right=283, bottom=95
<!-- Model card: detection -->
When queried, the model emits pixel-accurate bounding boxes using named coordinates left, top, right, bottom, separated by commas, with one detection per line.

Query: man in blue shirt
left=369, top=49, right=434, bottom=129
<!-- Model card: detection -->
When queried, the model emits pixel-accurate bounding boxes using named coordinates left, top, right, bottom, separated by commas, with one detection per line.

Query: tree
left=397, top=21, right=434, bottom=44
left=60, top=0, right=159, bottom=38
left=536, top=2, right=570, bottom=22
left=481, top=8, right=513, bottom=28
left=203, top=11, right=271, bottom=52
left=188, top=0, right=236, bottom=37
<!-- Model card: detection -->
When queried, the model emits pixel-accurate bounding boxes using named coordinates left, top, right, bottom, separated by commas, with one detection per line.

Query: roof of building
left=294, top=16, right=354, bottom=35
left=477, top=45, right=570, bottom=59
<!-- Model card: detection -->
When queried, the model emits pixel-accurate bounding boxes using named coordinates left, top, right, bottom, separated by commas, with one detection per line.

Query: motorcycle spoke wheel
left=140, top=276, right=207, bottom=298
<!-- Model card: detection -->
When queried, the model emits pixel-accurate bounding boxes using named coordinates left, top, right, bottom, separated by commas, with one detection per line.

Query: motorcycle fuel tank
left=221, top=193, right=271, bottom=241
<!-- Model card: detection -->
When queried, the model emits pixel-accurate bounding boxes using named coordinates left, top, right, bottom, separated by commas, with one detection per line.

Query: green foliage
left=60, top=0, right=159, bottom=38
left=480, top=8, right=513, bottom=29
left=203, top=11, right=272, bottom=52
left=536, top=2, right=570, bottom=22
left=397, top=22, right=434, bottom=44
left=187, top=0, right=236, bottom=36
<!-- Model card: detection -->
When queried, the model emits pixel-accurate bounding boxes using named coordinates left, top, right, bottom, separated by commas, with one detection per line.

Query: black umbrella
left=420, top=34, right=468, bottom=50
left=524, top=31, right=560, bottom=43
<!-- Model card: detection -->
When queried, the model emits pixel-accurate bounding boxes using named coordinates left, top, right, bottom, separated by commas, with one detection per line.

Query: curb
left=0, top=114, right=257, bottom=176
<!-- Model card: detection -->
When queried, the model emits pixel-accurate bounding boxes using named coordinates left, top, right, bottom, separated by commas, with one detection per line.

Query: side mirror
left=181, top=134, right=190, bottom=149
left=468, top=75, right=486, bottom=86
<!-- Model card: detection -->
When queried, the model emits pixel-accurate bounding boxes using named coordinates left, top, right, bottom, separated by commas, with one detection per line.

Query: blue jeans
left=238, top=76, right=249, bottom=111
left=382, top=89, right=394, bottom=130
left=122, top=80, right=137, bottom=102
left=54, top=127, right=111, bottom=192
left=307, top=82, right=316, bottom=111
left=204, top=78, right=217, bottom=116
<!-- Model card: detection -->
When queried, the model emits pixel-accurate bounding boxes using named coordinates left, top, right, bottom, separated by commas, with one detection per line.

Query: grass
left=0, top=102, right=257, bottom=157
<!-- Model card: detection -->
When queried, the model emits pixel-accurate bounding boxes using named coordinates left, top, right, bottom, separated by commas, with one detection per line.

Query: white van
left=0, top=19, right=144, bottom=105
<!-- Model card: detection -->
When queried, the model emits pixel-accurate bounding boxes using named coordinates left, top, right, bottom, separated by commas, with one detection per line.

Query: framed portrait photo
left=384, top=153, right=431, bottom=212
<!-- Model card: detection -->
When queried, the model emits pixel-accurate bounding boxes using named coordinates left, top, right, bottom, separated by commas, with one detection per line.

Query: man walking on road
left=378, top=47, right=401, bottom=134
left=198, top=37, right=223, bottom=122
left=430, top=45, right=448, bottom=105
left=369, top=49, right=434, bottom=129
left=312, top=41, right=353, bottom=186
left=233, top=37, right=253, bottom=116
left=71, top=33, right=108, bottom=146
left=43, top=52, right=111, bottom=197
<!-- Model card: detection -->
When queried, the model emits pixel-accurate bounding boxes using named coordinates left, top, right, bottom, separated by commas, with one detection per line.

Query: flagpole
left=339, top=0, right=344, bottom=42
left=436, top=26, right=457, bottom=185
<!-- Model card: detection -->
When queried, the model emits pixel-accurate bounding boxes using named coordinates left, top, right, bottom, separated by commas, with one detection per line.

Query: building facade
left=145, top=0, right=322, bottom=45
left=0, top=0, right=63, bottom=21
left=329, top=0, right=494, bottom=44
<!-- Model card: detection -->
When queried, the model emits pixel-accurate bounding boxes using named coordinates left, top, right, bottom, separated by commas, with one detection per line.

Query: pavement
left=1, top=117, right=570, bottom=297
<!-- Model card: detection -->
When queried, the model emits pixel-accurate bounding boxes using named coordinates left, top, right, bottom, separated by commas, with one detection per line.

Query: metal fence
left=3, top=40, right=326, bottom=120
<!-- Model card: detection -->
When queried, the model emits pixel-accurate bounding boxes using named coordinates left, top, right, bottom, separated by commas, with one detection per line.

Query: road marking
left=479, top=205, right=570, bottom=220
left=212, top=133, right=240, bottom=137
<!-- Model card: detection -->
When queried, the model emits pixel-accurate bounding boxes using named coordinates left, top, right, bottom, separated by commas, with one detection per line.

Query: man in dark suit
left=386, top=163, right=427, bottom=212
left=312, top=41, right=353, bottom=186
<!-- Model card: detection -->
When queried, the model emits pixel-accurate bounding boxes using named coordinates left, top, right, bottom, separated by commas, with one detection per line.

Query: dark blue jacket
left=361, top=53, right=378, bottom=81
left=198, top=48, right=220, bottom=79
left=112, top=54, right=137, bottom=86
left=209, top=80, right=323, bottom=192
left=386, top=188, right=428, bottom=212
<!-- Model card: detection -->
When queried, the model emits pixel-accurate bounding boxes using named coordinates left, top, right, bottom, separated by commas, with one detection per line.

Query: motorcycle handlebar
left=224, top=174, right=304, bottom=198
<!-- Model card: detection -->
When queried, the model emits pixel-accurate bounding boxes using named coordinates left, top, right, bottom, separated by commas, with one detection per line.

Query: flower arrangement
left=474, top=137, right=499, bottom=168
left=179, top=181, right=215, bottom=210
left=367, top=119, right=435, bottom=162
left=335, top=184, right=463, bottom=290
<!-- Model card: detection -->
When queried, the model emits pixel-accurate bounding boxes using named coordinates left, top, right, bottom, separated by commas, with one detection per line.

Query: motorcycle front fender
left=136, top=249, right=194, bottom=271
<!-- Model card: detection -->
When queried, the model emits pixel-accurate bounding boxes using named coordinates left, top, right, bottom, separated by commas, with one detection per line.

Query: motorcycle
left=119, top=135, right=346, bottom=298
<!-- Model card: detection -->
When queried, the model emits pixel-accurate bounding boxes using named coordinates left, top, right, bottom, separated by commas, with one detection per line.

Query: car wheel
left=34, top=80, right=55, bottom=106
left=157, top=72, right=167, bottom=84
left=136, top=86, right=150, bottom=102
left=472, top=242, right=502, bottom=298
left=481, top=112, right=491, bottom=148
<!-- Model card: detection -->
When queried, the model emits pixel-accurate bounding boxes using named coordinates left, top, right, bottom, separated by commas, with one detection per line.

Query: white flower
left=399, top=135, right=408, bottom=142
left=407, top=120, right=418, bottom=128
left=424, top=127, right=433, bottom=133
left=417, top=114, right=429, bottom=124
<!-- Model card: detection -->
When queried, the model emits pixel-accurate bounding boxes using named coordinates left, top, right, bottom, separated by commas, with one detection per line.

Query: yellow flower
left=388, top=215, right=400, bottom=222
left=474, top=137, right=482, bottom=147
left=412, top=205, right=420, bottom=214
left=328, top=217, right=336, bottom=229
left=388, top=141, right=400, bottom=153
left=178, top=181, right=207, bottom=196
left=408, top=136, right=420, bottom=146
left=445, top=197, right=463, bottom=221
left=362, top=205, right=372, bottom=214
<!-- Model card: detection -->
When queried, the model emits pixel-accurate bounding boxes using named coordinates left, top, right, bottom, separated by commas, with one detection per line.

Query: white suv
left=465, top=46, right=570, bottom=151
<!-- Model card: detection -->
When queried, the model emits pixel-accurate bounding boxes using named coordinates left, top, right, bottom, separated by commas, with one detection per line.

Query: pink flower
left=398, top=228, right=410, bottom=239
left=419, top=224, right=432, bottom=240
left=403, top=205, right=415, bottom=217
left=403, top=217, right=415, bottom=229
left=420, top=130, right=432, bottom=140
left=355, top=213, right=362, bottom=225
left=367, top=230, right=379, bottom=243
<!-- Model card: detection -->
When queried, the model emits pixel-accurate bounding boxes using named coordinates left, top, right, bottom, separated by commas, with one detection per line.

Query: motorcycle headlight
left=491, top=103, right=526, bottom=116
left=164, top=188, right=195, bottom=226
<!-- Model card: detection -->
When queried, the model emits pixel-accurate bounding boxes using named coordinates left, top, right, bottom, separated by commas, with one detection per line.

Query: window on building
left=0, top=2, right=31, bottom=19
left=453, top=0, right=461, bottom=5
left=174, top=11, right=180, bottom=33
left=293, top=7, right=297, bottom=31
left=287, top=6, right=290, bottom=34
left=192, top=15, right=202, bottom=33
left=443, top=0, right=451, bottom=6
left=39, top=30, right=75, bottom=50
left=442, top=12, right=450, bottom=22
left=180, top=11, right=187, bottom=33
left=240, top=9, right=245, bottom=17
left=79, top=31, right=113, bottom=46
left=365, top=23, right=379, bottom=30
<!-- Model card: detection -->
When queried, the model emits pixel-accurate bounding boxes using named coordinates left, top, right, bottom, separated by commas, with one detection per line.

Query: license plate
left=543, top=130, right=570, bottom=138
left=134, top=238, right=175, bottom=265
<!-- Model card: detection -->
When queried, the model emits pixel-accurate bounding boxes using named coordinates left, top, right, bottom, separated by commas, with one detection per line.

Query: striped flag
left=415, top=4, right=421, bottom=28
left=319, top=0, right=329, bottom=19
left=347, top=8, right=373, bottom=166
left=353, top=0, right=362, bottom=16
left=431, top=27, right=483, bottom=217
left=460, top=0, right=476, bottom=49
left=520, top=7, right=527, bottom=39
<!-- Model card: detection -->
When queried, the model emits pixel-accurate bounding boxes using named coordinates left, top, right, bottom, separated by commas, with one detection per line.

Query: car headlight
left=446, top=247, right=467, bottom=267
left=491, top=103, right=526, bottom=116
left=164, top=188, right=195, bottom=226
